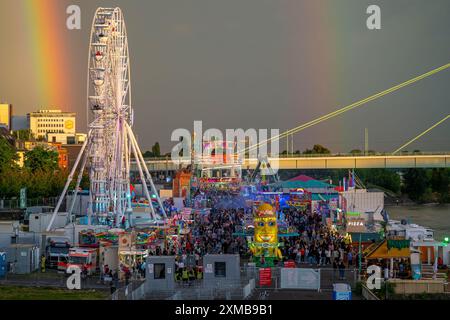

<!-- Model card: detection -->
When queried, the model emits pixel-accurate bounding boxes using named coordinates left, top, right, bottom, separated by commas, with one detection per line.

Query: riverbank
left=385, top=204, right=450, bottom=241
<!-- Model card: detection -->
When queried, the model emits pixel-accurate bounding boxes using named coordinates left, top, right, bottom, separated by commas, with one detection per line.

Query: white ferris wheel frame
left=46, top=7, right=166, bottom=231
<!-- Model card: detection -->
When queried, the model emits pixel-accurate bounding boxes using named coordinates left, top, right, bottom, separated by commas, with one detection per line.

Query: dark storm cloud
left=0, top=0, right=449, bottom=153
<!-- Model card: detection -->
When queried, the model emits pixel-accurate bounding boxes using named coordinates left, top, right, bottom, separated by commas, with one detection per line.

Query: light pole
left=358, top=233, right=362, bottom=280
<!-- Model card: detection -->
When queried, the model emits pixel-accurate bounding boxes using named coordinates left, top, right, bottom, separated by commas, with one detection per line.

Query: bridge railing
left=138, top=151, right=450, bottom=162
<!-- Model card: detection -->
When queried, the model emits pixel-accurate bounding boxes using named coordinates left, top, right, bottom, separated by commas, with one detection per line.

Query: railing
left=252, top=266, right=358, bottom=291
left=0, top=197, right=60, bottom=210
left=139, top=151, right=450, bottom=162
left=144, top=272, right=256, bottom=300
left=361, top=283, right=380, bottom=300
left=111, top=280, right=145, bottom=300
left=243, top=279, right=256, bottom=299
left=131, top=282, right=146, bottom=300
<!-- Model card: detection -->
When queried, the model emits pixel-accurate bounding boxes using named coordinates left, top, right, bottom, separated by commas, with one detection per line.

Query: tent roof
left=289, top=174, right=314, bottom=182
left=311, top=193, right=339, bottom=201
left=349, top=232, right=382, bottom=242
left=365, top=239, right=410, bottom=259
left=279, top=179, right=335, bottom=189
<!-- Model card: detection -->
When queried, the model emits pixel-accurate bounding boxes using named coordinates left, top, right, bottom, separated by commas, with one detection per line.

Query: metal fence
left=110, top=266, right=359, bottom=300
left=252, top=266, right=358, bottom=291
left=0, top=197, right=60, bottom=210
left=0, top=266, right=111, bottom=290
left=361, top=283, right=380, bottom=300
left=137, top=266, right=257, bottom=301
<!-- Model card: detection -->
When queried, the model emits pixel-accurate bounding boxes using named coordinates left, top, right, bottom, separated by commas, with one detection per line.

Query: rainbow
left=282, top=1, right=343, bottom=148
left=20, top=0, right=71, bottom=110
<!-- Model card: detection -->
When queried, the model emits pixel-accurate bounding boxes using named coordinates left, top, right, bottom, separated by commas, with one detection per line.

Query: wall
left=389, top=279, right=445, bottom=294
left=66, top=194, right=90, bottom=216
left=1, top=245, right=40, bottom=274
left=340, top=190, right=384, bottom=220
left=145, top=256, right=176, bottom=292
left=29, top=212, right=68, bottom=233
left=203, top=254, right=240, bottom=288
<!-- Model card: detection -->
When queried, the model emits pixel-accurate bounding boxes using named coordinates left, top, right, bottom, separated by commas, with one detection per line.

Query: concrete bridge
left=132, top=153, right=450, bottom=173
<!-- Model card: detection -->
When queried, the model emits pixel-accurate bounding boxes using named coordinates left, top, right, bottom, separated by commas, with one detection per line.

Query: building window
left=154, top=263, right=166, bottom=279
left=214, top=262, right=226, bottom=277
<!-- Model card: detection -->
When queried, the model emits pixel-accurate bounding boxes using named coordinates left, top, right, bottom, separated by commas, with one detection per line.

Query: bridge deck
left=133, top=154, right=449, bottom=171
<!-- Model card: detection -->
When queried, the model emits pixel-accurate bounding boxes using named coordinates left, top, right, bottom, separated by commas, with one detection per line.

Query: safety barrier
left=361, top=283, right=380, bottom=300
left=253, top=266, right=358, bottom=291
left=243, top=278, right=255, bottom=299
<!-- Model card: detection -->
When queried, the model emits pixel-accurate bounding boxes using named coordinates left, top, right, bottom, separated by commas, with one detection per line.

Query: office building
left=27, top=109, right=76, bottom=139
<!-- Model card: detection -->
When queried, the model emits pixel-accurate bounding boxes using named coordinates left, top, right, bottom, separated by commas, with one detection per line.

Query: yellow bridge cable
left=242, top=62, right=450, bottom=155
left=392, top=114, right=450, bottom=154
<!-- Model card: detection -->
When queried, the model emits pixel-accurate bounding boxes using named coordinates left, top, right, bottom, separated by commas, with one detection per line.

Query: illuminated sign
left=346, top=218, right=367, bottom=233
left=65, top=119, right=74, bottom=130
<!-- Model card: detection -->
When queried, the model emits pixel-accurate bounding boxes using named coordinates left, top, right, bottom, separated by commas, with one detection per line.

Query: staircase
left=421, top=264, right=447, bottom=280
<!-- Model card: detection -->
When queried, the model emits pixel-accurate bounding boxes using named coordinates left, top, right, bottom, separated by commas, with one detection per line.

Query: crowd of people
left=278, top=207, right=359, bottom=279
left=168, top=189, right=249, bottom=282
left=107, top=186, right=360, bottom=287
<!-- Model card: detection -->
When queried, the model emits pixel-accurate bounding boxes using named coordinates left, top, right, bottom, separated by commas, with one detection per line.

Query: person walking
left=347, top=250, right=353, bottom=267
left=112, top=271, right=119, bottom=290
left=110, top=280, right=116, bottom=295
left=40, top=255, right=46, bottom=273
left=300, top=247, right=305, bottom=264
left=333, top=259, right=338, bottom=279
left=182, top=267, right=189, bottom=286
left=333, top=249, right=339, bottom=263
left=320, top=248, right=326, bottom=266
left=125, top=268, right=131, bottom=286
left=325, top=248, right=331, bottom=265
left=338, top=260, right=346, bottom=280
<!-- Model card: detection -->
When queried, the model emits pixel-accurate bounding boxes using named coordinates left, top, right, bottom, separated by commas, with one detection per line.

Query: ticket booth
left=145, top=256, right=176, bottom=292
left=203, top=254, right=240, bottom=288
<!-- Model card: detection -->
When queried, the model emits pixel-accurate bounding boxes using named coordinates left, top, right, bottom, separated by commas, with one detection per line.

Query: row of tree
left=281, top=144, right=331, bottom=155
left=0, top=136, right=69, bottom=199
left=403, top=168, right=449, bottom=203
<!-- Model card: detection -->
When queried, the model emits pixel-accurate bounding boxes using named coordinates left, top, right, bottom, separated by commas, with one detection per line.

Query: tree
left=403, top=169, right=429, bottom=203
left=350, top=149, right=362, bottom=155
left=0, top=136, right=18, bottom=172
left=151, top=142, right=161, bottom=157
left=0, top=169, right=23, bottom=198
left=143, top=150, right=154, bottom=158
left=12, top=129, right=34, bottom=141
left=430, top=168, right=449, bottom=203
left=303, top=144, right=330, bottom=155
left=24, top=146, right=58, bottom=173
left=356, top=169, right=401, bottom=194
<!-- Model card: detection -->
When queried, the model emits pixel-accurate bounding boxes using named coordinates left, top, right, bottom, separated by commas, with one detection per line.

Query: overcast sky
left=0, top=0, right=449, bottom=153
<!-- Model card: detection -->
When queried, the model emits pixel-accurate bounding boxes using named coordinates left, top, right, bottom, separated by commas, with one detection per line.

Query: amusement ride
left=46, top=7, right=165, bottom=232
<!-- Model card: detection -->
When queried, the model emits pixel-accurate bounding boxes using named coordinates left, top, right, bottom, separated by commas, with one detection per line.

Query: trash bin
left=332, top=283, right=352, bottom=300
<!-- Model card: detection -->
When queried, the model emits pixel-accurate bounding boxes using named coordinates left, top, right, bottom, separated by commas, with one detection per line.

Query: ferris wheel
left=46, top=8, right=166, bottom=231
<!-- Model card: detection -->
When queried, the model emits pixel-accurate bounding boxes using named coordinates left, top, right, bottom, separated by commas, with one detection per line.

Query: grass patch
left=0, top=286, right=109, bottom=300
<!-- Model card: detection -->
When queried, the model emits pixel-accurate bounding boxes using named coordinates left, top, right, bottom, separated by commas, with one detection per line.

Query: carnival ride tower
left=46, top=7, right=166, bottom=231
